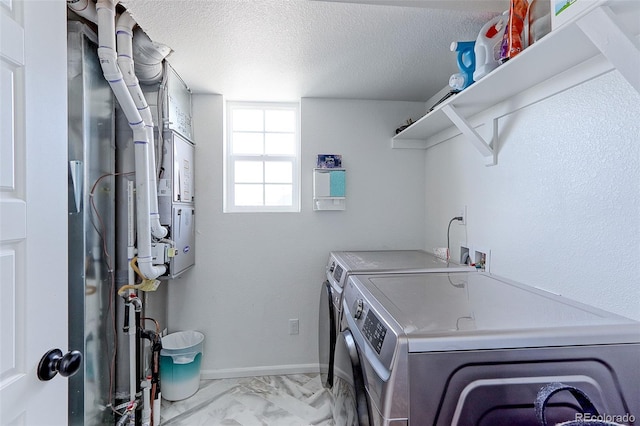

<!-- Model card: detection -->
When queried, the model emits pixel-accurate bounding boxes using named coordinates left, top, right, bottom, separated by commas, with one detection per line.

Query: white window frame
left=224, top=101, right=301, bottom=213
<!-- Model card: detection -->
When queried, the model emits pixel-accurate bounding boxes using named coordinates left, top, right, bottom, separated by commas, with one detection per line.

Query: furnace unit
left=158, top=129, right=195, bottom=278
left=154, top=64, right=196, bottom=278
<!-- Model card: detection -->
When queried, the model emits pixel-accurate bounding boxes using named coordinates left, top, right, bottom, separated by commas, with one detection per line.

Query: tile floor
left=160, top=373, right=353, bottom=425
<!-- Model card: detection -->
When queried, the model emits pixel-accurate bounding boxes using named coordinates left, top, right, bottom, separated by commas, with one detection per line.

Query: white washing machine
left=318, top=251, right=474, bottom=425
left=341, top=271, right=640, bottom=425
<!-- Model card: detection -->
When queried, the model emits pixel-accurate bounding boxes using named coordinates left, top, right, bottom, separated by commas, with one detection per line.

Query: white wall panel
left=169, top=96, right=426, bottom=376
left=424, top=70, right=640, bottom=320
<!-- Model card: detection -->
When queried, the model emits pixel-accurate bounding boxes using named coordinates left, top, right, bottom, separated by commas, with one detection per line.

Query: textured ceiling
left=122, top=0, right=505, bottom=102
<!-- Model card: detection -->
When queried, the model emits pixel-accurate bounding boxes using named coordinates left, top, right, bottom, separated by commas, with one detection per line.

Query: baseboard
left=200, top=363, right=319, bottom=380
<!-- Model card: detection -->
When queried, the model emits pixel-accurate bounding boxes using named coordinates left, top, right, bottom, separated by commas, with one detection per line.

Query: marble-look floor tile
left=160, top=374, right=336, bottom=426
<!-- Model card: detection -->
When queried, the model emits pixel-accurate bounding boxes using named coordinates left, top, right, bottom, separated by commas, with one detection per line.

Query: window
left=225, top=101, right=300, bottom=212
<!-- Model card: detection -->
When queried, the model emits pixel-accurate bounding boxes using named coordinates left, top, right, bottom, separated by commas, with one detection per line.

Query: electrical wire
left=88, top=172, right=118, bottom=415
left=446, top=216, right=463, bottom=261
left=88, top=171, right=134, bottom=417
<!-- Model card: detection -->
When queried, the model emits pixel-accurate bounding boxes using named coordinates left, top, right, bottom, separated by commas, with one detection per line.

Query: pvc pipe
left=153, top=395, right=161, bottom=426
left=67, top=0, right=98, bottom=23
left=141, top=382, right=151, bottom=426
left=132, top=29, right=172, bottom=84
left=96, top=0, right=166, bottom=279
left=127, top=245, right=136, bottom=404
left=116, top=11, right=167, bottom=240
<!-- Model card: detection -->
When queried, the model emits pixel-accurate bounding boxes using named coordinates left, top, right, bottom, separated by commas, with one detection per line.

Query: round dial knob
left=329, top=262, right=335, bottom=273
left=353, top=299, right=364, bottom=319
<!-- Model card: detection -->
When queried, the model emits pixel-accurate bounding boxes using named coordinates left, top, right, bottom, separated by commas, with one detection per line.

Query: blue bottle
left=449, top=41, right=476, bottom=91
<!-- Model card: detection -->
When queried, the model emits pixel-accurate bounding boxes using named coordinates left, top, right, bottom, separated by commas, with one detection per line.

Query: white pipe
left=116, top=11, right=167, bottom=240
left=127, top=235, right=136, bottom=405
left=153, top=395, right=161, bottom=426
left=132, top=29, right=172, bottom=84
left=67, top=0, right=98, bottom=23
left=96, top=0, right=166, bottom=279
left=141, top=382, right=151, bottom=426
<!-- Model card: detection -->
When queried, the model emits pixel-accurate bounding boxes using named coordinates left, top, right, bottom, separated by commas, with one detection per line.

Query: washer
left=342, top=271, right=640, bottom=425
left=319, top=251, right=473, bottom=388
left=318, top=251, right=473, bottom=425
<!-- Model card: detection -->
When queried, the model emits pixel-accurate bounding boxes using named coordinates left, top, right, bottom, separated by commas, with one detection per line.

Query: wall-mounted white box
left=313, top=168, right=346, bottom=211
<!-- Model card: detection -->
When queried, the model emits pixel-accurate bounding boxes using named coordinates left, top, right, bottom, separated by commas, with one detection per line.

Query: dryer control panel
left=362, top=310, right=387, bottom=354
left=343, top=277, right=399, bottom=374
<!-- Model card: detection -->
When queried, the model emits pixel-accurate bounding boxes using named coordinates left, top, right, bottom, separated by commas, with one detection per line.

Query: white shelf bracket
left=576, top=5, right=640, bottom=95
left=442, top=104, right=497, bottom=166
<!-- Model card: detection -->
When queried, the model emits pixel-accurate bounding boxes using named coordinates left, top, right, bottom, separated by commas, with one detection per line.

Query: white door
left=1, top=0, right=70, bottom=424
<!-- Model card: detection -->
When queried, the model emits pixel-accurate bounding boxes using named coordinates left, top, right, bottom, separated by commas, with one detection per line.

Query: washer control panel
left=326, top=255, right=346, bottom=288
left=333, top=263, right=344, bottom=283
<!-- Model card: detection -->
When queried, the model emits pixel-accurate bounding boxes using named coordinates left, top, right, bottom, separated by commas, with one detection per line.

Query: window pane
left=233, top=132, right=263, bottom=154
left=226, top=102, right=299, bottom=212
left=265, top=109, right=295, bottom=132
left=265, top=184, right=292, bottom=206
left=265, top=133, right=295, bottom=155
left=233, top=109, right=263, bottom=131
left=235, top=161, right=263, bottom=183
left=235, top=184, right=264, bottom=206
left=265, top=161, right=292, bottom=183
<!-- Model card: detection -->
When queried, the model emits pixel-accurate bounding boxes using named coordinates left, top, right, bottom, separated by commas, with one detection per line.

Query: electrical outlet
left=458, top=205, right=467, bottom=225
left=289, top=319, right=299, bottom=335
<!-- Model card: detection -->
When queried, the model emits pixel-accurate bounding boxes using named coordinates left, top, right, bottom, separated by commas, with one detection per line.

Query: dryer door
left=334, top=329, right=371, bottom=426
left=319, top=280, right=336, bottom=388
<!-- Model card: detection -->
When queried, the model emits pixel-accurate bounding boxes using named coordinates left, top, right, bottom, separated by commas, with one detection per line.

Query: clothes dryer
left=341, top=271, right=640, bottom=425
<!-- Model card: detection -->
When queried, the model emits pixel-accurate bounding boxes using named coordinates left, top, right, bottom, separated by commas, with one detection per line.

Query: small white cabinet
left=392, top=0, right=640, bottom=165
left=313, top=168, right=346, bottom=211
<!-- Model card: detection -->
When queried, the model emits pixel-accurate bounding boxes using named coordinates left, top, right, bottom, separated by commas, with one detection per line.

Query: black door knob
left=37, top=349, right=83, bottom=381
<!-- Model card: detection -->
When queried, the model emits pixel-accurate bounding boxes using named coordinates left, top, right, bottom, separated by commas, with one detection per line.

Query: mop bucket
left=160, top=331, right=204, bottom=401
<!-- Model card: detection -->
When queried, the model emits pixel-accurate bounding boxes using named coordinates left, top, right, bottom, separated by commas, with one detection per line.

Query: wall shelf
left=392, top=0, right=640, bottom=166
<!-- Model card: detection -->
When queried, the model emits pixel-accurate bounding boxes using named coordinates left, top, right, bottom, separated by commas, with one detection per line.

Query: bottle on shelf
left=528, top=0, right=551, bottom=45
left=473, top=12, right=509, bottom=81
left=449, top=41, right=476, bottom=91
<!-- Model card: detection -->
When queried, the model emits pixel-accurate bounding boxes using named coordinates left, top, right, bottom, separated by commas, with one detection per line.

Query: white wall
left=424, top=70, right=640, bottom=320
left=168, top=96, right=427, bottom=377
